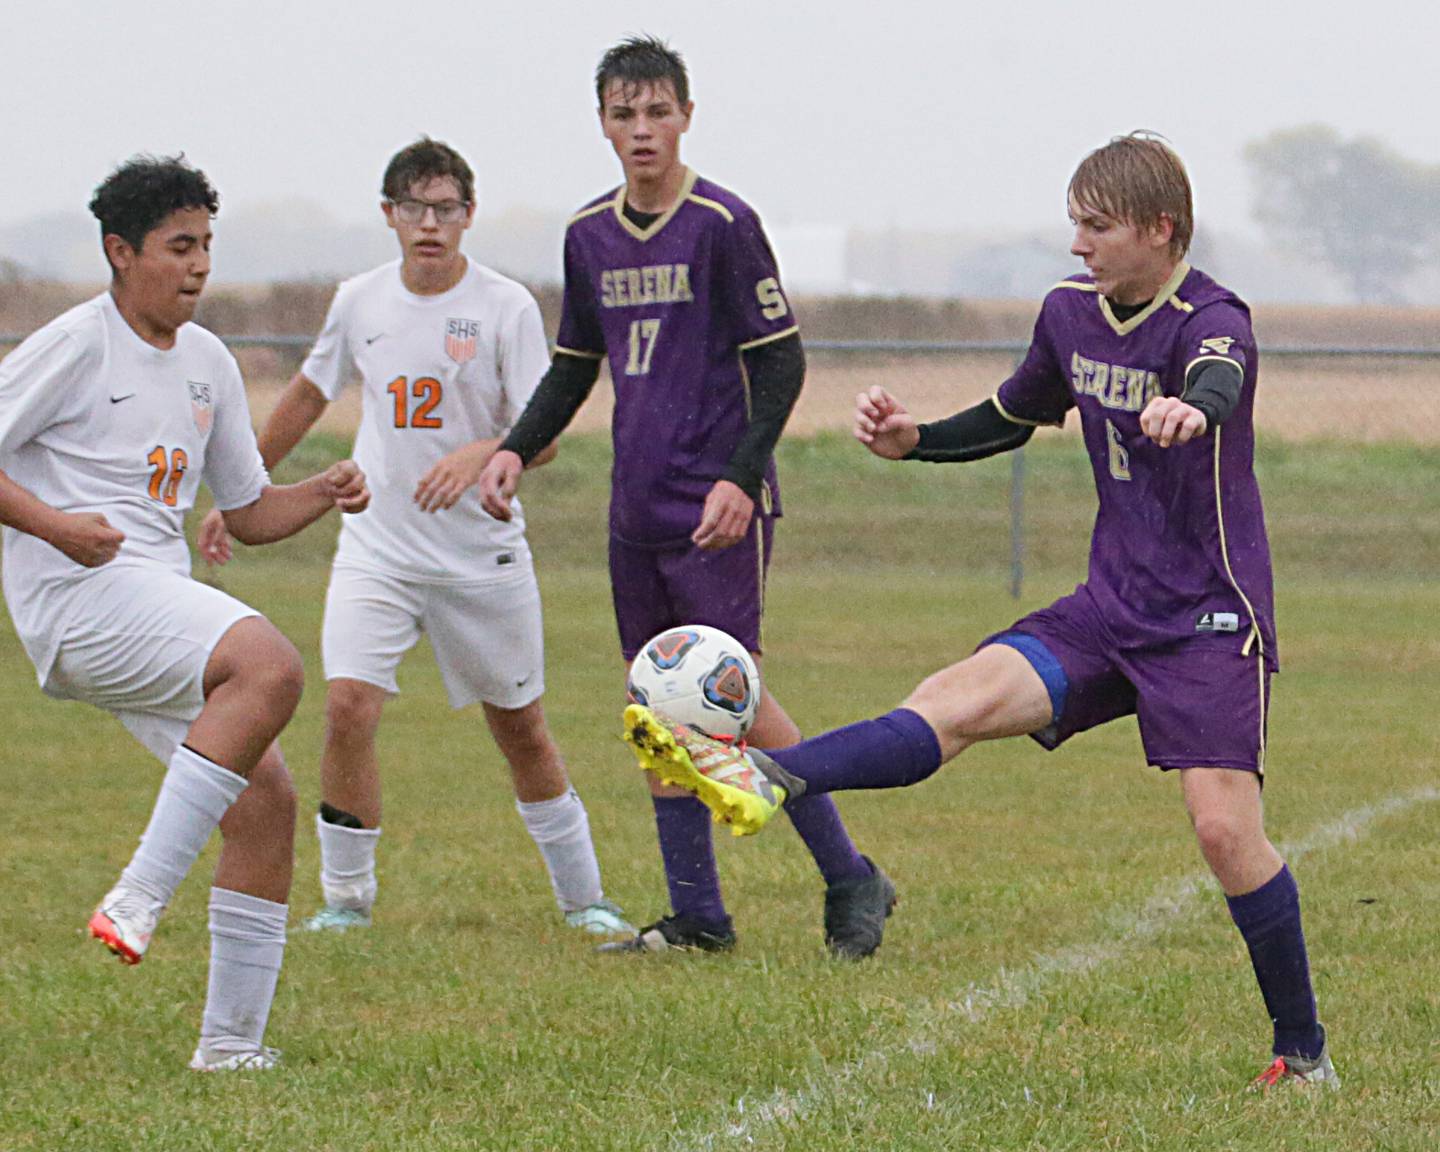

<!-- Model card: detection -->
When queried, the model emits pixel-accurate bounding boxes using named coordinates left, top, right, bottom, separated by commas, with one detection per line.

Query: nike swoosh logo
left=515, top=673, right=533, bottom=688
left=109, top=394, right=136, bottom=404
left=365, top=333, right=385, bottom=345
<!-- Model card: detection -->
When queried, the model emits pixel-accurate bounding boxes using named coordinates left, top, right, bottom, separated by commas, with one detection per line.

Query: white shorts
left=42, top=566, right=260, bottom=763
left=321, top=562, right=545, bottom=711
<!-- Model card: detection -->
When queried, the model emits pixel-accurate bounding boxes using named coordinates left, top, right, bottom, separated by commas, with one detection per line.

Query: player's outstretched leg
left=1182, top=769, right=1338, bottom=1091
left=484, top=698, right=633, bottom=936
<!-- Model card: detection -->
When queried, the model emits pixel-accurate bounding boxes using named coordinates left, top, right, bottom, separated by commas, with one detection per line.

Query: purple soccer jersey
left=996, top=263, right=1277, bottom=670
left=556, top=169, right=798, bottom=546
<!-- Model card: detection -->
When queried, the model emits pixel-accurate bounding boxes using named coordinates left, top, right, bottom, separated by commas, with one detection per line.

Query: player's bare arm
left=221, top=459, right=369, bottom=545
left=853, top=386, right=920, bottom=460
left=416, top=439, right=557, bottom=515
left=0, top=469, right=125, bottom=567
left=199, top=373, right=330, bottom=564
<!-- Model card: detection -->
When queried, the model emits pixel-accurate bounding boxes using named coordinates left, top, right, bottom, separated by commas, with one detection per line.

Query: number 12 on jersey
left=626, top=319, right=661, bottom=376
left=386, top=376, right=444, bottom=428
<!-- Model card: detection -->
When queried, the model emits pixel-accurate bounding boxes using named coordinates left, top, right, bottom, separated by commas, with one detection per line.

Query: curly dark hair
left=88, top=154, right=219, bottom=256
left=595, top=35, right=689, bottom=109
left=381, top=137, right=475, bottom=205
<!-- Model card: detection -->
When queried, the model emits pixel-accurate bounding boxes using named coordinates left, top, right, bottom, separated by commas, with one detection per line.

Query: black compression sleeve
left=499, top=352, right=602, bottom=464
left=1183, top=359, right=1243, bottom=430
left=722, top=333, right=806, bottom=501
left=903, top=398, right=1034, bottom=462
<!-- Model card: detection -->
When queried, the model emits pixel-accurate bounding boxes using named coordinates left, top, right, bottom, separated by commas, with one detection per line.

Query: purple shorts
left=610, top=516, right=775, bottom=661
left=984, top=585, right=1270, bottom=773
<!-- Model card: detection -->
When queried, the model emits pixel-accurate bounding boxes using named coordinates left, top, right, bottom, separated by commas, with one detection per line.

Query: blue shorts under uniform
left=610, top=514, right=774, bottom=662
left=984, top=584, right=1270, bottom=774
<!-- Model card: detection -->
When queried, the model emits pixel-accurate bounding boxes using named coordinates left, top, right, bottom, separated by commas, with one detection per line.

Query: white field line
left=677, top=784, right=1440, bottom=1150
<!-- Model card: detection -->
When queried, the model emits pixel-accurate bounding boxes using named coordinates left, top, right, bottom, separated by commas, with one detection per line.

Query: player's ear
left=1151, top=213, right=1175, bottom=250
left=381, top=201, right=398, bottom=231
left=681, top=100, right=695, bottom=131
left=103, top=233, right=135, bottom=278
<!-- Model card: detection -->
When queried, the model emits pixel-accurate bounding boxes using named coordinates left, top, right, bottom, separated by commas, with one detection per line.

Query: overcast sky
left=4, top=1, right=1438, bottom=256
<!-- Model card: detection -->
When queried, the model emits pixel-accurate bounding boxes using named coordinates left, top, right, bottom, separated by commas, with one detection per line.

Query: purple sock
left=652, top=795, right=729, bottom=928
left=766, top=708, right=943, bottom=795
left=1226, top=864, right=1324, bottom=1060
left=783, top=793, right=872, bottom=885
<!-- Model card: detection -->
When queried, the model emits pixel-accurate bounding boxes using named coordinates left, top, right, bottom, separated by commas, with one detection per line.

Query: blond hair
left=1068, top=132, right=1193, bottom=257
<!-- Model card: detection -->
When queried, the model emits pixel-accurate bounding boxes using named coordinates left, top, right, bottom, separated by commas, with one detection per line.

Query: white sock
left=198, top=887, right=287, bottom=1059
left=316, top=814, right=380, bottom=912
left=119, top=745, right=248, bottom=907
left=517, top=789, right=603, bottom=913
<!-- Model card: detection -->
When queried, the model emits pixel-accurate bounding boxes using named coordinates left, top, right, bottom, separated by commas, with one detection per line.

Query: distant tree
left=1244, top=125, right=1440, bottom=304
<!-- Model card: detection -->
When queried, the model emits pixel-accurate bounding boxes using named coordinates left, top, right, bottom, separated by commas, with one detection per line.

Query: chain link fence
left=4, top=331, right=1438, bottom=596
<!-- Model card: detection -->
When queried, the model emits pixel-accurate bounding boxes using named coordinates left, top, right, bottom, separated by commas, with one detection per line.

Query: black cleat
left=594, top=913, right=737, bottom=954
left=824, top=857, right=897, bottom=959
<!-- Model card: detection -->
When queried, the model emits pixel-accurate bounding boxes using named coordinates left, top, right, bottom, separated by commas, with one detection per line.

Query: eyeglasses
left=389, top=199, right=471, bottom=225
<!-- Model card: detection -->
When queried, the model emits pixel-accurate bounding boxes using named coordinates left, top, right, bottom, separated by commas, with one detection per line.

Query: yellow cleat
left=623, top=704, right=786, bottom=836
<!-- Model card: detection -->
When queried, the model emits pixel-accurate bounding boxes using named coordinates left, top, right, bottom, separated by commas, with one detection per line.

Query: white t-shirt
left=0, top=293, right=268, bottom=681
left=302, top=258, right=549, bottom=582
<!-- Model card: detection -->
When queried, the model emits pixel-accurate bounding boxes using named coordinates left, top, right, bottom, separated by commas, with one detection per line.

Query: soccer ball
left=627, top=625, right=760, bottom=740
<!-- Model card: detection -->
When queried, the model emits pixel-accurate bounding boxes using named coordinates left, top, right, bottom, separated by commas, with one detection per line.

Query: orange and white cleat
left=1251, top=1043, right=1340, bottom=1091
left=88, top=885, right=163, bottom=965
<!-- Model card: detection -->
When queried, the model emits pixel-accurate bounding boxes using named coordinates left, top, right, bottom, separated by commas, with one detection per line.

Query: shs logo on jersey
left=445, top=318, right=480, bottom=365
left=188, top=381, right=213, bottom=435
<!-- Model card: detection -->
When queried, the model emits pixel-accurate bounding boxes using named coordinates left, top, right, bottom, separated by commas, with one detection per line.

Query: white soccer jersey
left=0, top=293, right=268, bottom=681
left=302, top=258, right=549, bottom=581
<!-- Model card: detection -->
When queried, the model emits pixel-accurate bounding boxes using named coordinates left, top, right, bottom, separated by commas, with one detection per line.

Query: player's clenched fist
left=853, top=385, right=920, bottom=460
left=1140, top=396, right=1207, bottom=448
left=55, top=511, right=125, bottom=568
left=324, top=460, right=370, bottom=513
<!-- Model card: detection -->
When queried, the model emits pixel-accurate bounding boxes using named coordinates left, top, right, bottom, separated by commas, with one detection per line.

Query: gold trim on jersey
left=737, top=345, right=754, bottom=419
left=554, top=345, right=605, bottom=360
left=686, top=192, right=734, bottom=223
left=567, top=199, right=615, bottom=227
left=1212, top=425, right=1267, bottom=664
left=1253, top=647, right=1268, bottom=775
left=1097, top=261, right=1191, bottom=336
left=612, top=168, right=700, bottom=242
left=1211, top=424, right=1269, bottom=773
left=1182, top=352, right=1243, bottom=383
left=737, top=324, right=799, bottom=352
left=991, top=392, right=1058, bottom=427
left=1052, top=279, right=1099, bottom=293
left=754, top=493, right=769, bottom=652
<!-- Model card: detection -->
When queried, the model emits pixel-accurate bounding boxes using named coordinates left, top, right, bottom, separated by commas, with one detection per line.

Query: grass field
left=2, top=431, right=1438, bottom=1150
